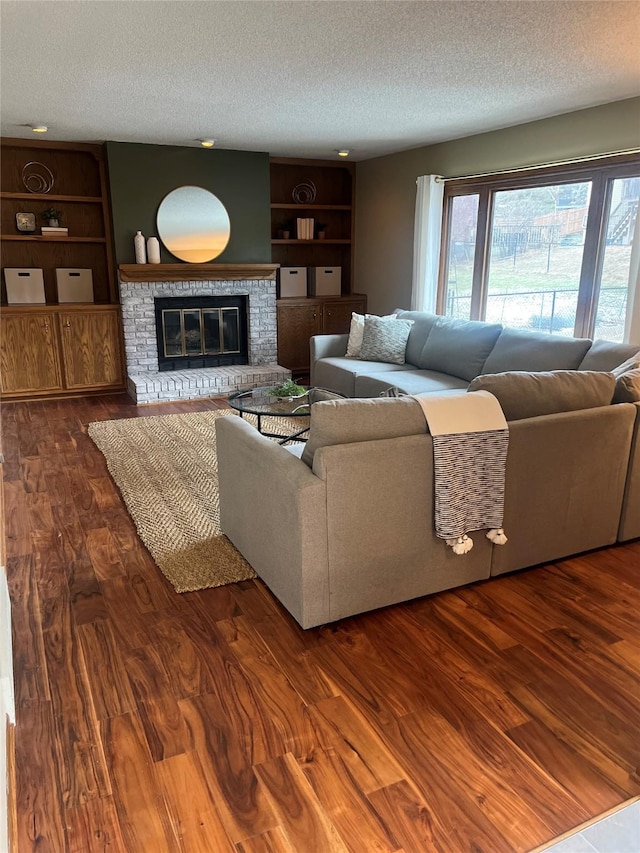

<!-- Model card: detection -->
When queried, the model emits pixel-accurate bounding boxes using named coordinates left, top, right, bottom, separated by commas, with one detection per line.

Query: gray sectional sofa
left=217, top=310, right=640, bottom=629
left=311, top=309, right=638, bottom=397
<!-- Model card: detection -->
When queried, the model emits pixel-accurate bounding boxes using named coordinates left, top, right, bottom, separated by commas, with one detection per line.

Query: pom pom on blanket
left=486, top=527, right=508, bottom=545
left=446, top=535, right=474, bottom=555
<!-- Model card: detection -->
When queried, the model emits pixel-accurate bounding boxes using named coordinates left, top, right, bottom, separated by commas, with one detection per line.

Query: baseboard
left=6, top=715, right=16, bottom=852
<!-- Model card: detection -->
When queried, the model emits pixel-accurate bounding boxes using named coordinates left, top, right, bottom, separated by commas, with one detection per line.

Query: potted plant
left=315, top=222, right=327, bottom=239
left=268, top=378, right=307, bottom=400
left=278, top=219, right=294, bottom=239
left=41, top=207, right=62, bottom=227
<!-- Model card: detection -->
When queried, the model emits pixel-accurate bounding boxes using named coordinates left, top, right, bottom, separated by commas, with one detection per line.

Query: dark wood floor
left=3, top=393, right=640, bottom=852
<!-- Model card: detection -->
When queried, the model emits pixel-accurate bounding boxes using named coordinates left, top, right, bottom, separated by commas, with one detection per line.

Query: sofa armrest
left=491, top=404, right=636, bottom=575
left=619, top=401, right=640, bottom=541
left=310, top=334, right=348, bottom=385
left=216, top=415, right=330, bottom=628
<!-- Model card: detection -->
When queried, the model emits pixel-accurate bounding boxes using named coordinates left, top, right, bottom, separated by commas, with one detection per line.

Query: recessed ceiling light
left=199, top=139, right=215, bottom=148
left=336, top=149, right=350, bottom=157
left=31, top=125, right=48, bottom=134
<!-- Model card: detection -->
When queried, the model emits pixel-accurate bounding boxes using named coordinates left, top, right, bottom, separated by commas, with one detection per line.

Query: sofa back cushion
left=417, top=316, right=502, bottom=380
left=467, top=370, right=616, bottom=421
left=301, top=397, right=426, bottom=467
left=578, top=340, right=640, bottom=372
left=393, top=310, right=440, bottom=366
left=481, top=328, right=592, bottom=373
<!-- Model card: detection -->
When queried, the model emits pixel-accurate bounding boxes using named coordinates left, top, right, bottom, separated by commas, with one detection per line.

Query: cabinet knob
left=64, top=320, right=71, bottom=329
left=327, top=310, right=332, bottom=317
left=312, top=312, right=317, bottom=319
left=42, top=321, right=49, bottom=332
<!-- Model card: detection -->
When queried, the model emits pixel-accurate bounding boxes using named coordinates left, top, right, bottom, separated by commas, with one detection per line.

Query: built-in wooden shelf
left=0, top=192, right=103, bottom=203
left=271, top=239, right=350, bottom=245
left=1, top=235, right=106, bottom=243
left=118, top=263, right=280, bottom=282
left=270, top=203, right=352, bottom=211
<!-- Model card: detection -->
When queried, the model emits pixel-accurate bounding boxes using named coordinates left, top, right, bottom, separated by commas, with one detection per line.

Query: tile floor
left=543, top=800, right=639, bottom=853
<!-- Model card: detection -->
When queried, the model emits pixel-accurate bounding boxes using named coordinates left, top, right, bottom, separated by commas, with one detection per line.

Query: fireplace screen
left=162, top=307, right=240, bottom=358
left=155, top=296, right=248, bottom=371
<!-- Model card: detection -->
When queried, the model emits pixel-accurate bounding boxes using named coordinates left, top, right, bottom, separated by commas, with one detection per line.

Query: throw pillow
left=613, top=367, right=640, bottom=403
left=345, top=312, right=396, bottom=358
left=467, top=370, right=616, bottom=421
left=611, top=351, right=640, bottom=378
left=358, top=316, right=414, bottom=365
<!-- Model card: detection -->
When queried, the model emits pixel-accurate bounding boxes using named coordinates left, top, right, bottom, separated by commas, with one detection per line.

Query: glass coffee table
left=228, top=386, right=314, bottom=444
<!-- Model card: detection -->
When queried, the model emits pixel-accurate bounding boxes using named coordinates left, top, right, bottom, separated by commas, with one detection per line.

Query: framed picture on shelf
left=15, top=212, right=36, bottom=233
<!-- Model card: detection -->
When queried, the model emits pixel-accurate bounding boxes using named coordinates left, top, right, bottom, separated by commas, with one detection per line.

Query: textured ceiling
left=1, top=0, right=639, bottom=161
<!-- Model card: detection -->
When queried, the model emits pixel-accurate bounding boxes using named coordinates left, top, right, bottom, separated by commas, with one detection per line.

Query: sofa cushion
left=579, top=340, right=640, bottom=372
left=359, top=316, right=414, bottom=364
left=467, top=370, right=616, bottom=421
left=393, top=309, right=440, bottom=366
left=354, top=369, right=468, bottom=398
left=345, top=312, right=397, bottom=358
left=314, top=357, right=413, bottom=398
left=418, top=316, right=502, bottom=380
left=481, top=328, right=592, bottom=373
left=301, top=397, right=426, bottom=467
left=613, top=367, right=640, bottom=403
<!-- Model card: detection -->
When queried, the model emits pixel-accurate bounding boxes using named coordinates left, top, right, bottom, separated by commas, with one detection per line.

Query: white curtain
left=624, top=205, right=640, bottom=344
left=411, top=175, right=445, bottom=313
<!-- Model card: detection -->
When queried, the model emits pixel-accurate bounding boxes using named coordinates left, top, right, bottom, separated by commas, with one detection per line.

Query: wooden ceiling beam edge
left=118, top=263, right=279, bottom=282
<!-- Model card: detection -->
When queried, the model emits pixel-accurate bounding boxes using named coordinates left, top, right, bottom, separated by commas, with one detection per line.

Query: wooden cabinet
left=277, top=296, right=366, bottom=373
left=58, top=308, right=124, bottom=390
left=276, top=302, right=324, bottom=372
left=1, top=138, right=123, bottom=400
left=0, top=305, right=124, bottom=398
left=0, top=310, right=63, bottom=394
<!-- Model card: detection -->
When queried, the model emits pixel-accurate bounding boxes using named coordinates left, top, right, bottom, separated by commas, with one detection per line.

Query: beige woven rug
left=88, top=409, right=304, bottom=592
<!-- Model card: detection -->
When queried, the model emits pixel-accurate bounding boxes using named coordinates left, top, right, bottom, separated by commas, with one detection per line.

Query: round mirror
left=156, top=186, right=231, bottom=262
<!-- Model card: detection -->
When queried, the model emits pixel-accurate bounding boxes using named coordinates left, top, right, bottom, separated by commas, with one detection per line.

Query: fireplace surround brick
left=119, top=275, right=289, bottom=403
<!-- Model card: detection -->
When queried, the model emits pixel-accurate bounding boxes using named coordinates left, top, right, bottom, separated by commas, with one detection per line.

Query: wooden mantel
left=118, top=263, right=279, bottom=282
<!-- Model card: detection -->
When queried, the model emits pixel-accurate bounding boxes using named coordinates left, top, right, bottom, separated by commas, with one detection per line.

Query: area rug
left=87, top=409, right=305, bottom=592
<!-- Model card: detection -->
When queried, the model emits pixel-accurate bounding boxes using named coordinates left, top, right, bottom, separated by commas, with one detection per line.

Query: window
left=438, top=156, right=640, bottom=341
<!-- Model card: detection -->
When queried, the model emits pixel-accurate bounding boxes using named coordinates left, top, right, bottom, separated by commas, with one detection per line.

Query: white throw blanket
left=412, top=390, right=509, bottom=555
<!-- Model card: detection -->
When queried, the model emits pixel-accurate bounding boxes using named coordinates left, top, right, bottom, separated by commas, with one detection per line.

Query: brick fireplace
left=118, top=264, right=289, bottom=403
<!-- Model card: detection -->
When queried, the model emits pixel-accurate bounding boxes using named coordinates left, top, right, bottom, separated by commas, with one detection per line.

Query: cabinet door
left=0, top=312, right=63, bottom=394
left=277, top=303, right=323, bottom=371
left=322, top=299, right=366, bottom=335
left=59, top=309, right=124, bottom=390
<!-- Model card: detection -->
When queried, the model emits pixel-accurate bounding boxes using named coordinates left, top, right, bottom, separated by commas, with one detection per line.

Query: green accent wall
left=355, top=97, right=640, bottom=314
left=106, top=142, right=271, bottom=265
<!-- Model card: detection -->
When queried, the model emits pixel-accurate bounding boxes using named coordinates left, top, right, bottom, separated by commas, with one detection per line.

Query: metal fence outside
left=447, top=286, right=627, bottom=341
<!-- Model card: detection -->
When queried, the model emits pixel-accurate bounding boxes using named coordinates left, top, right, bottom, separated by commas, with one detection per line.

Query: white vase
left=147, top=236, right=161, bottom=264
left=134, top=230, right=147, bottom=264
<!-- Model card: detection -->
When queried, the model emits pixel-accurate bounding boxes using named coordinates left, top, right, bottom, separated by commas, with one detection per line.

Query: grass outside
left=446, top=245, right=631, bottom=341
left=447, top=244, right=632, bottom=295
left=446, top=244, right=630, bottom=340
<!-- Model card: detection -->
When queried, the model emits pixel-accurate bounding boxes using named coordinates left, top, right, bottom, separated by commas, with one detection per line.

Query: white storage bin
left=4, top=268, right=46, bottom=304
left=279, top=267, right=307, bottom=298
left=56, top=268, right=94, bottom=302
left=308, top=266, right=342, bottom=296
